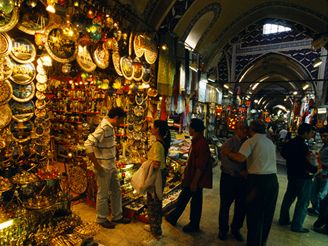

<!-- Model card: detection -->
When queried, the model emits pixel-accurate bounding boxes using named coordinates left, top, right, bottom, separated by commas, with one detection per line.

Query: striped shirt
left=84, top=117, right=116, bottom=169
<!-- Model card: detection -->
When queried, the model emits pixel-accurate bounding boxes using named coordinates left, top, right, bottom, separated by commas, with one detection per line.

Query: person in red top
left=165, top=118, right=212, bottom=233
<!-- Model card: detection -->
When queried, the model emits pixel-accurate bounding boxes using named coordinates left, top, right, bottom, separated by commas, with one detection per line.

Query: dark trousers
left=314, top=193, right=328, bottom=228
left=279, top=177, right=312, bottom=230
left=168, top=187, right=203, bottom=228
left=246, top=174, right=279, bottom=246
left=219, top=172, right=246, bottom=233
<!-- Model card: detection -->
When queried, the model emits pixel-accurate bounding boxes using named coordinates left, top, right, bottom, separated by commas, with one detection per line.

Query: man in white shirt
left=222, top=120, right=278, bottom=246
left=84, top=107, right=130, bottom=228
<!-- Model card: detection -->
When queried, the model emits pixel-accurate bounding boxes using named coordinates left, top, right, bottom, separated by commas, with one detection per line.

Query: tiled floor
left=73, top=162, right=328, bottom=245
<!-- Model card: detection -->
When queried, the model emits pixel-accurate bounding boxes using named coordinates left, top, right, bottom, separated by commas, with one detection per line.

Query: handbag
left=131, top=160, right=157, bottom=195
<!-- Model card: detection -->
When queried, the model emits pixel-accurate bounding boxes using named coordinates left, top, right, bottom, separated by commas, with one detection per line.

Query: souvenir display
left=9, top=120, right=33, bottom=142
left=77, top=45, right=97, bottom=72
left=45, top=24, right=78, bottom=63
left=112, top=51, right=123, bottom=76
left=92, top=44, right=109, bottom=69
left=10, top=62, right=36, bottom=85
left=0, top=104, right=12, bottom=129
left=134, top=34, right=144, bottom=58
left=10, top=38, right=36, bottom=63
left=0, top=32, right=12, bottom=57
left=0, top=80, right=13, bottom=105
left=34, top=108, right=47, bottom=118
left=0, top=56, right=13, bottom=80
left=120, top=56, right=134, bottom=80
left=11, top=81, right=35, bottom=102
left=10, top=100, right=35, bottom=122
left=0, top=7, right=19, bottom=33
left=68, top=166, right=88, bottom=195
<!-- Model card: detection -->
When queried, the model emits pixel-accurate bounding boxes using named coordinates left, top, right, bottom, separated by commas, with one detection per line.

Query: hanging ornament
left=0, top=0, right=15, bottom=15
left=87, top=23, right=102, bottom=41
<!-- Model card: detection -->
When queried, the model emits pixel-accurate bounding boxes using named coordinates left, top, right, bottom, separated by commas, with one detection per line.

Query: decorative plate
left=36, top=74, right=47, bottom=83
left=0, top=7, right=19, bottom=33
left=36, top=82, right=47, bottom=92
left=0, top=32, right=12, bottom=57
left=45, top=24, right=78, bottom=63
left=17, top=2, right=49, bottom=35
left=10, top=62, right=36, bottom=85
left=120, top=57, right=134, bottom=80
left=36, top=64, right=46, bottom=75
left=0, top=56, right=13, bottom=80
left=9, top=120, right=33, bottom=143
left=35, top=99, right=46, bottom=110
left=68, top=166, right=88, bottom=194
left=35, top=91, right=45, bottom=100
left=10, top=100, right=35, bottom=122
left=142, top=68, right=151, bottom=84
left=35, top=108, right=47, bottom=118
left=0, top=104, right=12, bottom=129
left=112, top=51, right=123, bottom=76
left=133, top=62, right=144, bottom=81
left=0, top=80, right=13, bottom=105
left=144, top=40, right=158, bottom=65
left=92, top=44, right=109, bottom=69
left=12, top=82, right=35, bottom=102
left=10, top=38, right=36, bottom=63
left=134, top=34, right=144, bottom=58
left=77, top=45, right=96, bottom=72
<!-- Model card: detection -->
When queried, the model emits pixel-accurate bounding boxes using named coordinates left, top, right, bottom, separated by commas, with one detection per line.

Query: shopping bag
left=131, top=160, right=156, bottom=195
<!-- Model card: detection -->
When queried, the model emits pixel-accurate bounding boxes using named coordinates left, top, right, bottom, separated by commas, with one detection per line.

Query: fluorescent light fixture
left=318, top=108, right=327, bottom=114
left=223, top=84, right=229, bottom=89
left=215, top=88, right=221, bottom=93
left=302, top=84, right=309, bottom=90
left=0, top=219, right=14, bottom=230
left=208, top=74, right=216, bottom=82
left=313, top=57, right=322, bottom=68
left=293, top=91, right=298, bottom=95
left=189, top=62, right=198, bottom=72
left=254, top=99, right=259, bottom=103
left=228, top=90, right=233, bottom=94
left=251, top=83, right=259, bottom=90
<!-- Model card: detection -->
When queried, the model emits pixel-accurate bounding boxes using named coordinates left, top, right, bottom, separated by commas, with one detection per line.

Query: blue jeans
left=95, top=167, right=123, bottom=222
left=279, top=177, right=312, bottom=230
left=311, top=176, right=328, bottom=213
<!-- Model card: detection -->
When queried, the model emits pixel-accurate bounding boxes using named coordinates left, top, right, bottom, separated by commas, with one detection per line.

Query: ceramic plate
left=112, top=51, right=123, bottom=76
left=9, top=120, right=33, bottom=142
left=0, top=7, right=19, bottom=33
left=93, top=44, right=109, bottom=69
left=133, top=62, right=144, bottom=81
left=134, top=34, right=144, bottom=58
left=77, top=45, right=96, bottom=72
left=0, top=80, right=13, bottom=105
left=10, top=62, right=36, bottom=85
left=36, top=74, right=47, bottom=83
left=35, top=91, right=46, bottom=100
left=0, top=104, right=12, bottom=129
left=144, top=41, right=158, bottom=65
left=10, top=100, right=35, bottom=122
left=0, top=32, right=12, bottom=57
left=120, top=56, right=134, bottom=80
left=10, top=38, right=36, bottom=63
left=36, top=82, right=47, bottom=92
left=0, top=56, right=13, bottom=80
left=35, top=108, right=47, bottom=118
left=45, top=24, right=77, bottom=63
left=35, top=99, right=46, bottom=110
left=12, top=82, right=35, bottom=102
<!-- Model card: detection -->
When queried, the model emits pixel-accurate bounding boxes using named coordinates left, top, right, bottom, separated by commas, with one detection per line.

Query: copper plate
left=0, top=80, right=13, bottom=105
left=0, top=56, right=13, bottom=80
left=10, top=100, right=35, bottom=122
left=0, top=104, right=12, bottom=129
left=10, top=62, right=36, bottom=85
left=92, top=44, right=109, bottom=69
left=120, top=57, right=134, bottom=80
left=36, top=74, right=47, bottom=83
left=133, top=34, right=144, bottom=58
left=35, top=99, right=46, bottom=109
left=36, top=82, right=47, bottom=92
left=10, top=38, right=36, bottom=63
left=35, top=91, right=46, bottom=100
left=144, top=40, right=158, bottom=65
left=112, top=51, right=123, bottom=76
left=0, top=7, right=19, bottom=33
left=68, top=166, right=88, bottom=194
left=0, top=32, right=12, bottom=57
left=12, top=81, right=35, bottom=102
left=133, top=63, right=144, bottom=81
left=77, top=45, right=96, bottom=72
left=45, top=24, right=78, bottom=63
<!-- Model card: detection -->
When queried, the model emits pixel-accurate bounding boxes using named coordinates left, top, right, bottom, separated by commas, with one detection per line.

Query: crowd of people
left=84, top=107, right=328, bottom=245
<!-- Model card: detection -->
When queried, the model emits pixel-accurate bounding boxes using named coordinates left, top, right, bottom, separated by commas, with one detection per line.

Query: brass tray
left=77, top=45, right=96, bottom=72
left=10, top=62, right=36, bottom=85
left=68, top=166, right=88, bottom=194
left=0, top=56, right=13, bottom=80
left=10, top=100, right=35, bottom=122
left=0, top=32, right=12, bottom=57
left=0, top=104, right=12, bottom=129
left=92, top=44, right=109, bottom=69
left=120, top=56, right=134, bottom=80
left=10, top=38, right=36, bottom=63
left=11, top=81, right=35, bottom=102
left=112, top=51, right=123, bottom=76
left=134, top=34, right=144, bottom=58
left=0, top=80, right=13, bottom=105
left=0, top=7, right=19, bottom=33
left=45, top=24, right=78, bottom=63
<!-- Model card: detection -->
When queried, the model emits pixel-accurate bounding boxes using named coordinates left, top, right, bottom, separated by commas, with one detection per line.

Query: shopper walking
left=142, top=120, right=171, bottom=245
left=308, top=126, right=328, bottom=216
left=222, top=119, right=278, bottom=246
left=165, top=118, right=212, bottom=233
left=218, top=121, right=248, bottom=241
left=279, top=123, right=317, bottom=233
left=84, top=107, right=131, bottom=229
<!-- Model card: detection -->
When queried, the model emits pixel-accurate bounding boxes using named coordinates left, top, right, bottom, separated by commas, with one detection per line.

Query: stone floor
left=73, top=162, right=328, bottom=246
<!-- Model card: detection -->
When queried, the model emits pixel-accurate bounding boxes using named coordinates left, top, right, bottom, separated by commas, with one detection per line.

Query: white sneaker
left=143, top=224, right=151, bottom=232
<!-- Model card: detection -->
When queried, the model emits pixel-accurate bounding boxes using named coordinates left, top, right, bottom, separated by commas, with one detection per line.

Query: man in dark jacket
left=279, top=123, right=317, bottom=233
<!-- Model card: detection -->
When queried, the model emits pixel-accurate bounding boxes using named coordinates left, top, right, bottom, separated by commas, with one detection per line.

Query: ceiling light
left=313, top=57, right=322, bottom=68
left=223, top=84, right=229, bottom=89
left=302, top=84, right=309, bottom=90
left=208, top=74, right=216, bottom=82
left=161, top=44, right=168, bottom=51
left=293, top=91, right=298, bottom=95
left=228, top=90, right=233, bottom=95
left=254, top=99, right=259, bottom=103
left=189, top=62, right=198, bottom=72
